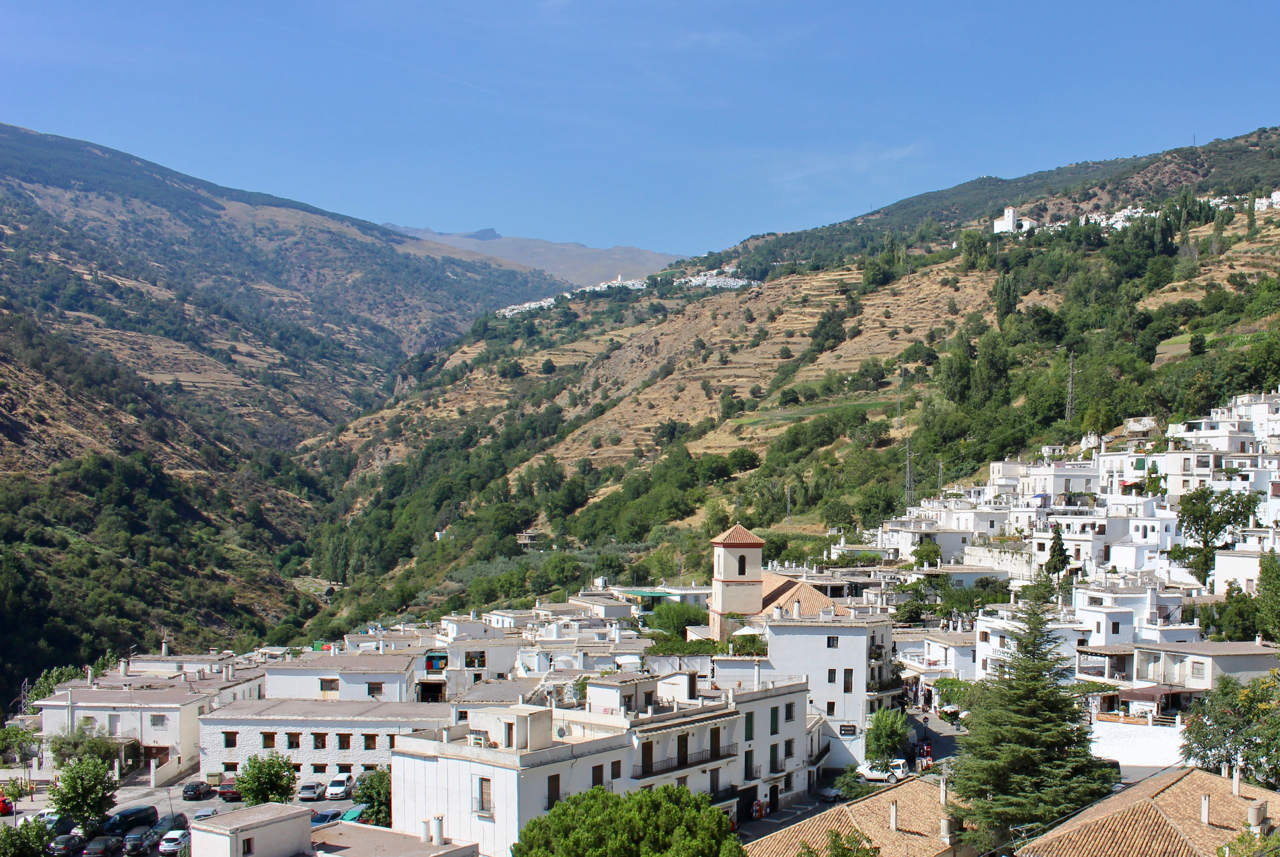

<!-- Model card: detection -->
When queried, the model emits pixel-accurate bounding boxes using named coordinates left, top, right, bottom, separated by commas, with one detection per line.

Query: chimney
left=119, top=659, right=129, bottom=677
left=940, top=818, right=960, bottom=847
left=161, top=640, right=169, bottom=657
left=792, top=600, right=802, bottom=620
left=889, top=801, right=898, bottom=832
left=420, top=821, right=431, bottom=844
left=430, top=816, right=444, bottom=845
left=1248, top=801, right=1269, bottom=835
left=1234, top=766, right=1242, bottom=796
left=753, top=662, right=761, bottom=689
left=228, top=663, right=234, bottom=680
left=1257, top=633, right=1265, bottom=647
left=1202, top=794, right=1211, bottom=826
left=222, top=665, right=230, bottom=682
left=940, top=777, right=948, bottom=806
left=378, top=640, right=385, bottom=654
left=772, top=605, right=783, bottom=621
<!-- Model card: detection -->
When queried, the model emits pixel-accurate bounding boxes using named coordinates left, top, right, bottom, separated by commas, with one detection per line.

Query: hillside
left=385, top=224, right=681, bottom=287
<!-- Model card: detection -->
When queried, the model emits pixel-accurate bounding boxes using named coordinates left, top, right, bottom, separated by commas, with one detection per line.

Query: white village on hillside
left=10, top=388, right=1280, bottom=857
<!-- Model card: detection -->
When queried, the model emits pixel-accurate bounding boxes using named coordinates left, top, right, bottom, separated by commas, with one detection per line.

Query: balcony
left=705, top=786, right=738, bottom=804
left=867, top=677, right=904, bottom=695
left=633, top=744, right=738, bottom=779
left=744, top=765, right=761, bottom=781
left=868, top=644, right=886, bottom=663
left=768, top=759, right=786, bottom=775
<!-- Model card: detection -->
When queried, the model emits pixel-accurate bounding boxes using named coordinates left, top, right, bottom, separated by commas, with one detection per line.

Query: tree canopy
left=511, top=784, right=743, bottom=857
left=237, top=752, right=298, bottom=806
left=48, top=756, right=117, bottom=827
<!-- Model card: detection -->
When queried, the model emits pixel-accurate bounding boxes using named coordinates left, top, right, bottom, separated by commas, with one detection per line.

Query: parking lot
left=0, top=774, right=363, bottom=848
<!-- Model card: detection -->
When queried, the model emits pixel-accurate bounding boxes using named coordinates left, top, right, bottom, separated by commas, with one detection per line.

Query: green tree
left=48, top=723, right=118, bottom=767
left=1176, top=487, right=1262, bottom=584
left=511, top=784, right=743, bottom=857
left=1182, top=674, right=1280, bottom=790
left=352, top=768, right=391, bottom=828
left=936, top=340, right=972, bottom=405
left=796, top=829, right=881, bottom=857
left=0, top=819, right=53, bottom=857
left=911, top=539, right=941, bottom=569
left=948, top=598, right=1116, bottom=850
left=1219, top=828, right=1280, bottom=857
left=1257, top=549, right=1280, bottom=641
left=994, top=274, right=1018, bottom=329
left=0, top=726, right=34, bottom=763
left=969, top=330, right=1010, bottom=409
left=864, top=708, right=908, bottom=772
left=1042, top=526, right=1069, bottom=585
left=237, top=752, right=297, bottom=806
left=1189, top=333, right=1207, bottom=356
left=48, top=756, right=117, bottom=828
left=650, top=602, right=709, bottom=639
left=833, top=765, right=880, bottom=801
left=703, top=500, right=731, bottom=539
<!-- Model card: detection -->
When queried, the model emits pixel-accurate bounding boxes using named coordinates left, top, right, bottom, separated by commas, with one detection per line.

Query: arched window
left=737, top=555, right=747, bottom=576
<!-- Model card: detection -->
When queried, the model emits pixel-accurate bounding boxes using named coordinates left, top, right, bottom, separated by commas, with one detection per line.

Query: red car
left=0, top=796, right=14, bottom=815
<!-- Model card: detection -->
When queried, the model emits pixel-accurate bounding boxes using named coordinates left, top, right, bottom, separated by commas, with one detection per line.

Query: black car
left=48, top=835, right=88, bottom=857
left=182, top=782, right=212, bottom=801
left=156, top=814, right=188, bottom=833
left=82, top=837, right=124, bottom=857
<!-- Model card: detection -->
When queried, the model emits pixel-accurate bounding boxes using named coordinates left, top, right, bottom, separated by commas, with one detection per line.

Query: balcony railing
left=632, top=743, right=738, bottom=779
left=705, top=786, right=738, bottom=804
left=744, top=765, right=761, bottom=781
left=769, top=759, right=786, bottom=774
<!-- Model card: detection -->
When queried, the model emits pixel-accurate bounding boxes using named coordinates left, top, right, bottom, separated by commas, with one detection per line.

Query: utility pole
left=786, top=484, right=792, bottom=525
left=905, top=437, right=916, bottom=506
left=1065, top=350, right=1078, bottom=422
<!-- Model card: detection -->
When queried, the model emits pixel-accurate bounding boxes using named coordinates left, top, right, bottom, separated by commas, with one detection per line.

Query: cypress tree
left=948, top=597, right=1116, bottom=851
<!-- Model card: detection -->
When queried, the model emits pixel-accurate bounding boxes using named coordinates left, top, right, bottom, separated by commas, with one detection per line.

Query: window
left=547, top=774, right=560, bottom=809
left=337, top=764, right=352, bottom=774
left=362, top=765, right=378, bottom=772
left=979, top=631, right=989, bottom=643
left=287, top=733, right=301, bottom=750
left=262, top=733, right=276, bottom=749
left=242, top=839, right=253, bottom=857
left=769, top=743, right=780, bottom=773
left=744, top=711, right=754, bottom=741
left=1111, top=622, right=1120, bottom=635
left=744, top=749, right=755, bottom=778
left=363, top=734, right=378, bottom=750
left=784, top=739, right=794, bottom=758
left=291, top=764, right=301, bottom=773
left=1037, top=543, right=1045, bottom=552
left=465, top=651, right=487, bottom=669
left=313, top=733, right=327, bottom=750
left=675, top=776, right=688, bottom=788
left=770, top=706, right=779, bottom=735
left=981, top=659, right=988, bottom=671
left=477, top=778, right=493, bottom=813
left=150, top=715, right=167, bottom=728
left=784, top=773, right=793, bottom=793
left=223, top=732, right=238, bottom=749
left=737, top=555, right=747, bottom=576
left=320, top=679, right=339, bottom=693
left=785, top=702, right=795, bottom=722
left=223, top=762, right=238, bottom=773
left=1095, top=622, right=1101, bottom=633
left=337, top=734, right=351, bottom=750
left=1191, top=662, right=1205, bottom=678
left=592, top=765, right=604, bottom=788
left=843, top=669, right=854, bottom=694
left=826, top=701, right=836, bottom=716
left=389, top=735, right=396, bottom=748
left=827, top=669, right=836, bottom=684
left=826, top=636, right=839, bottom=649
left=312, top=764, right=327, bottom=774
left=367, top=682, right=384, bottom=697
left=611, top=760, right=621, bottom=780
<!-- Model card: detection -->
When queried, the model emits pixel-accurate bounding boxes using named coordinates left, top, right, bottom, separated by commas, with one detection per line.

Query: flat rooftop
left=312, top=821, right=477, bottom=857
left=198, top=699, right=453, bottom=721
left=192, top=802, right=310, bottom=833
left=275, top=654, right=417, bottom=673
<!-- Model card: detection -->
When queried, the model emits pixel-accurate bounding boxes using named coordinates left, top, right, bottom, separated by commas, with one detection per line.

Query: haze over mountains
left=384, top=223, right=682, bottom=287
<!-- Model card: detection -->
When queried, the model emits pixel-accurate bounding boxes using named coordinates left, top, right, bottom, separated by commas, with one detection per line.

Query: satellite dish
left=557, top=726, right=567, bottom=738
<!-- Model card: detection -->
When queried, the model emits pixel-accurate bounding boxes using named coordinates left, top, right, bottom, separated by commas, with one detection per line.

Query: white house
left=198, top=699, right=452, bottom=780
left=264, top=653, right=419, bottom=702
left=390, top=672, right=809, bottom=857
left=191, top=804, right=312, bottom=857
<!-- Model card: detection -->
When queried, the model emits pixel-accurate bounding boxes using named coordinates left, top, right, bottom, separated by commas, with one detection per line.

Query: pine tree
left=948, top=598, right=1116, bottom=850
left=1042, top=526, right=1069, bottom=587
left=1257, top=549, right=1280, bottom=641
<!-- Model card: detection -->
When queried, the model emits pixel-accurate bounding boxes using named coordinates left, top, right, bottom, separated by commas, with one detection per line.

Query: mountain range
left=3, top=119, right=1280, bottom=710
left=383, top=224, right=682, bottom=288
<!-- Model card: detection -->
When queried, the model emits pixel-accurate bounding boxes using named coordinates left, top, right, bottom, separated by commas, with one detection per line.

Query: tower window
left=737, top=555, right=747, bottom=576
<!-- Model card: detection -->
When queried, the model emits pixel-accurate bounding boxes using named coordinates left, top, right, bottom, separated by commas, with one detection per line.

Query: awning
left=899, top=668, right=921, bottom=679
left=618, top=590, right=669, bottom=598
left=1118, top=686, right=1197, bottom=703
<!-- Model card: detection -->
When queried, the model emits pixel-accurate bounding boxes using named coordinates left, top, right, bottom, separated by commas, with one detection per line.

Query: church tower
left=709, top=524, right=766, bottom=641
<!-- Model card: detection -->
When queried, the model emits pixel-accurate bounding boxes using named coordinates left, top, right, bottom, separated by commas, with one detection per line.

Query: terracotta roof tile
left=711, top=524, right=767, bottom=547
left=1017, top=768, right=1278, bottom=857
left=757, top=573, right=851, bottom=618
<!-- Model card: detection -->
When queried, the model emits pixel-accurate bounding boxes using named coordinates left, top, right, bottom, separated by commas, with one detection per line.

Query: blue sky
left=1, top=2, right=1277, bottom=256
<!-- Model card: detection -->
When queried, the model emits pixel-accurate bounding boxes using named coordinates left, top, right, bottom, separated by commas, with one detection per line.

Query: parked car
left=297, top=782, right=326, bottom=802
left=22, top=809, right=59, bottom=828
left=103, top=808, right=159, bottom=838
left=82, top=837, right=124, bottom=857
left=156, top=832, right=189, bottom=857
left=182, top=782, right=212, bottom=801
left=856, top=759, right=910, bottom=784
left=191, top=808, right=218, bottom=823
left=71, top=821, right=106, bottom=839
left=156, top=815, right=188, bottom=834
left=123, top=828, right=161, bottom=856
left=340, top=805, right=367, bottom=823
left=217, top=779, right=241, bottom=802
left=0, top=796, right=13, bottom=816
left=815, top=787, right=844, bottom=803
left=325, top=775, right=355, bottom=800
left=47, top=835, right=88, bottom=857
left=310, top=810, right=343, bottom=826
